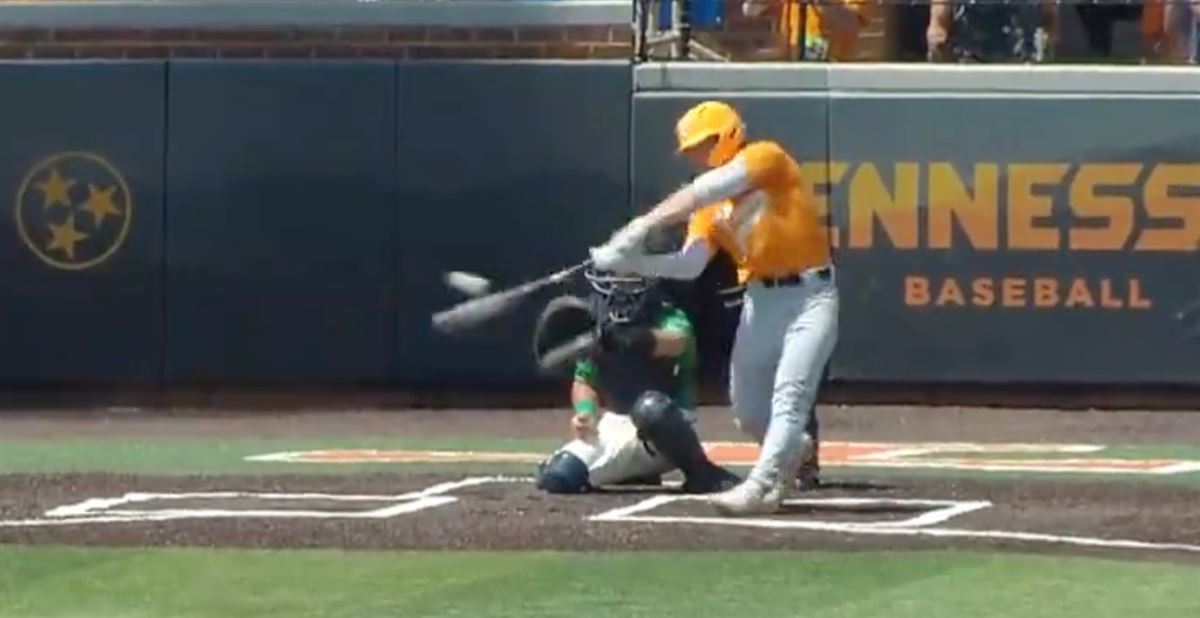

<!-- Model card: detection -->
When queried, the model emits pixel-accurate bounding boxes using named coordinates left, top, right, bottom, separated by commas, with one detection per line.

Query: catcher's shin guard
left=629, top=391, right=739, bottom=493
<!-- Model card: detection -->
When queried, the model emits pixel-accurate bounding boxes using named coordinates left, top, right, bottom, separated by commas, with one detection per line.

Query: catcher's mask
left=585, top=268, right=655, bottom=325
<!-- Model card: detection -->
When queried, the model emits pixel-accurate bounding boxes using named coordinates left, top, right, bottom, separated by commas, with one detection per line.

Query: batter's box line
left=590, top=495, right=1200, bottom=555
left=591, top=495, right=992, bottom=529
left=0, top=475, right=534, bottom=527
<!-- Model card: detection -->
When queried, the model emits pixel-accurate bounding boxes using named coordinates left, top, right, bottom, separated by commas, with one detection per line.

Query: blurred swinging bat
left=431, top=260, right=590, bottom=334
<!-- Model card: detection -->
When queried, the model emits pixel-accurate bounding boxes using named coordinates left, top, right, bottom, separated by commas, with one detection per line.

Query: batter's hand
left=608, top=217, right=651, bottom=253
left=571, top=413, right=597, bottom=440
left=589, top=244, right=640, bottom=272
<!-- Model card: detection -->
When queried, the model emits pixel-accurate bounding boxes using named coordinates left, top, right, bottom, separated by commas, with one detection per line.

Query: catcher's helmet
left=535, top=449, right=591, bottom=494
left=585, top=268, right=657, bottom=325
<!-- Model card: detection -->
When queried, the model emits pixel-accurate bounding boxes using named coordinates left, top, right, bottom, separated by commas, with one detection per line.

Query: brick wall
left=0, top=9, right=893, bottom=61
left=0, top=25, right=631, bottom=60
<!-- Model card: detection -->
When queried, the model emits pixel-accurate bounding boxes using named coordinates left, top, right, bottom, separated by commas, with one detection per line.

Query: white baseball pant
left=555, top=410, right=695, bottom=485
left=729, top=265, right=838, bottom=487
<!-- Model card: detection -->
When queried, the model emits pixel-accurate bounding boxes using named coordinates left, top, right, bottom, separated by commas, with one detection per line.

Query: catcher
left=533, top=268, right=741, bottom=494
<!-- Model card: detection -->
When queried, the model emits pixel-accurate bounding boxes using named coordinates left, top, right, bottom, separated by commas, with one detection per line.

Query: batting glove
left=607, top=217, right=651, bottom=253
left=589, top=244, right=636, bottom=272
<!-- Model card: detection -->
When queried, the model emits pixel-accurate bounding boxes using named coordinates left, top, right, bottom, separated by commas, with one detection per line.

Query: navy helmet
left=535, top=450, right=591, bottom=494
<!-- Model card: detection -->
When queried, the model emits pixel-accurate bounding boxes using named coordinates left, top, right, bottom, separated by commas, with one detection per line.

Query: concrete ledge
left=830, top=63, right=1200, bottom=94
left=636, top=62, right=1200, bottom=94
left=0, top=0, right=633, bottom=28
left=635, top=62, right=829, bottom=91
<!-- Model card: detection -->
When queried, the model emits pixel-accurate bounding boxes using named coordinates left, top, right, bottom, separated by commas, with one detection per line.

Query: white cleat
left=708, top=478, right=782, bottom=516
left=710, top=433, right=814, bottom=516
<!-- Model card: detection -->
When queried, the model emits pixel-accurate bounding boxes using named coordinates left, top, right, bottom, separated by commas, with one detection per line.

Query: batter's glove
left=532, top=295, right=597, bottom=375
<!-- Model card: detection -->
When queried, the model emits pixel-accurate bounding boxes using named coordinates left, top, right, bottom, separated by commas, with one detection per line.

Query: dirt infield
left=1, top=472, right=1197, bottom=563
left=2, top=407, right=1198, bottom=564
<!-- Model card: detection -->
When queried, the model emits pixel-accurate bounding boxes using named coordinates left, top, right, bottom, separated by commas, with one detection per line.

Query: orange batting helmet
left=675, top=101, right=745, bottom=167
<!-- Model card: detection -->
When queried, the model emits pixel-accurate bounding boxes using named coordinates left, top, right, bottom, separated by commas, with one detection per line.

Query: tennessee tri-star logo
left=14, top=152, right=133, bottom=271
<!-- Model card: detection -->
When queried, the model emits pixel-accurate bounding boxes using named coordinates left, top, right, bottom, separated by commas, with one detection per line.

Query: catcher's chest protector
left=589, top=337, right=679, bottom=415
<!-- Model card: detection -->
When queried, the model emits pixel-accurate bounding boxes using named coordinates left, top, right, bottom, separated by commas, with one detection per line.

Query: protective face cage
left=584, top=268, right=654, bottom=325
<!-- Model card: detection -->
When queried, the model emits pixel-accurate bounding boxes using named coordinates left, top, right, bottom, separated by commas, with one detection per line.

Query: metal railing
left=634, top=0, right=1200, bottom=64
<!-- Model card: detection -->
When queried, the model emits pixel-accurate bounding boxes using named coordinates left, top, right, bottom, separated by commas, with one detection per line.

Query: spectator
left=927, top=0, right=1059, bottom=63
left=743, top=0, right=869, bottom=61
left=1162, top=0, right=1199, bottom=62
left=1073, top=2, right=1143, bottom=60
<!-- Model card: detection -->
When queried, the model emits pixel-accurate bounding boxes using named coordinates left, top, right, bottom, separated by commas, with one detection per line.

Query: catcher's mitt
left=532, top=295, right=597, bottom=375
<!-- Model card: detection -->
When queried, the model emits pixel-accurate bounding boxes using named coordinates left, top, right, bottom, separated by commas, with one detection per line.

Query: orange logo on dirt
left=246, top=442, right=1200, bottom=476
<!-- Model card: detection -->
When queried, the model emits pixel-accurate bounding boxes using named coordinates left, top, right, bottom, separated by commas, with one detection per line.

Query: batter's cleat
left=796, top=440, right=821, bottom=491
left=707, top=477, right=782, bottom=515
left=790, top=433, right=817, bottom=490
left=682, top=466, right=742, bottom=494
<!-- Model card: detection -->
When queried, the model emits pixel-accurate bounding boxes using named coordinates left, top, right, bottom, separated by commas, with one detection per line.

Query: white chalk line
left=6, top=476, right=1198, bottom=555
left=3, top=497, right=461, bottom=526
left=589, top=494, right=1200, bottom=554
left=837, top=460, right=1196, bottom=475
left=589, top=494, right=679, bottom=521
left=1158, top=462, right=1200, bottom=474
left=590, top=495, right=992, bottom=529
left=890, top=500, right=994, bottom=528
left=2, top=476, right=531, bottom=527
left=244, top=450, right=545, bottom=464
left=591, top=514, right=1200, bottom=554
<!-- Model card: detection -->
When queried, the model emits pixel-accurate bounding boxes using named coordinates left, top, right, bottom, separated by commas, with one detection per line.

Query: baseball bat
left=431, top=260, right=590, bottom=334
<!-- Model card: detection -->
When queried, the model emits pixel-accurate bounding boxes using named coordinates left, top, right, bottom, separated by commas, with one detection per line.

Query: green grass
left=1, top=546, right=1197, bottom=618
left=934, top=444, right=1200, bottom=462
left=0, top=436, right=558, bottom=476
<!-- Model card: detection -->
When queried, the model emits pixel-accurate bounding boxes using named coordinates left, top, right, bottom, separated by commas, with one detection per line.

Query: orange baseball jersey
left=685, top=141, right=830, bottom=284
left=686, top=200, right=751, bottom=283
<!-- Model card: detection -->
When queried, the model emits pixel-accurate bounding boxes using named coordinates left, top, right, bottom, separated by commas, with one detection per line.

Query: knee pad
left=629, top=391, right=713, bottom=478
left=535, top=450, right=591, bottom=494
left=629, top=390, right=678, bottom=433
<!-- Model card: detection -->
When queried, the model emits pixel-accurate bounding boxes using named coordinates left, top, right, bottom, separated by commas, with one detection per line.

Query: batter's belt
left=755, top=264, right=833, bottom=289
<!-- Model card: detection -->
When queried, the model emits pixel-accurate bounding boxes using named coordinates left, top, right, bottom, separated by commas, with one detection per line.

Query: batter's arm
left=636, top=159, right=755, bottom=231
left=608, top=238, right=715, bottom=281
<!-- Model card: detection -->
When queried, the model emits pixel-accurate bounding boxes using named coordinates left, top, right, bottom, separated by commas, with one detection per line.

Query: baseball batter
left=534, top=268, right=741, bottom=494
left=591, top=101, right=838, bottom=515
